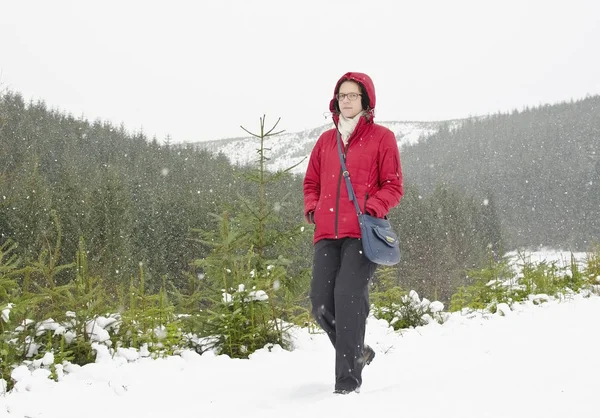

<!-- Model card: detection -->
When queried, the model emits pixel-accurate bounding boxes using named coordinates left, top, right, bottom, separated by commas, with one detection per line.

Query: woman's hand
left=305, top=211, right=315, bottom=224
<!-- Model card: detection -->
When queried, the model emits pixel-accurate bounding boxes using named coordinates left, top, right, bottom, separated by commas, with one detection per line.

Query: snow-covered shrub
left=449, top=255, right=518, bottom=313
left=185, top=259, right=292, bottom=358
left=450, top=248, right=600, bottom=314
left=109, top=271, right=184, bottom=358
left=0, top=240, right=29, bottom=391
left=370, top=268, right=446, bottom=330
left=372, top=289, right=446, bottom=330
left=0, top=238, right=188, bottom=392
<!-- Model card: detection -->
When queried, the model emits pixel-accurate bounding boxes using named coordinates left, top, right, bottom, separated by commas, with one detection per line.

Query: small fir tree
left=189, top=116, right=310, bottom=358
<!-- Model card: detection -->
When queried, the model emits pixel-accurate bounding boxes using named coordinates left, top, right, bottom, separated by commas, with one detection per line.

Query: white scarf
left=338, top=111, right=365, bottom=145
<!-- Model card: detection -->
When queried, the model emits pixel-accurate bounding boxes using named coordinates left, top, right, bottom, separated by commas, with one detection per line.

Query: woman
left=303, top=72, right=403, bottom=394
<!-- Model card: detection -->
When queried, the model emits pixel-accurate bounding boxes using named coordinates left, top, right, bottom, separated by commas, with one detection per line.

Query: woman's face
left=337, top=81, right=363, bottom=119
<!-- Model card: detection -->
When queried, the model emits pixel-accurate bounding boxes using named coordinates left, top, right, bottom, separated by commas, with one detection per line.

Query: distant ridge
left=192, top=120, right=463, bottom=174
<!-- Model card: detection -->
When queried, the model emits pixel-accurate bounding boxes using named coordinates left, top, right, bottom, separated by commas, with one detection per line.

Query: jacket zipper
left=335, top=139, right=348, bottom=238
left=335, top=168, right=342, bottom=238
left=363, top=193, right=369, bottom=215
left=334, top=122, right=360, bottom=237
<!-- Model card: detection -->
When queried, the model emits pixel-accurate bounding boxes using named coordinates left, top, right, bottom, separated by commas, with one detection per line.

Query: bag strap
left=336, top=131, right=363, bottom=217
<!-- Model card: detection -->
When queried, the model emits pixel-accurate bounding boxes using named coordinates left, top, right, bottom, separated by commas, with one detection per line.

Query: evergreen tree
left=87, top=166, right=133, bottom=289
left=190, top=116, right=311, bottom=357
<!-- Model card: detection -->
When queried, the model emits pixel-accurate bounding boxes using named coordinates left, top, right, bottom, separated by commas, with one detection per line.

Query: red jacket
left=303, top=72, right=403, bottom=243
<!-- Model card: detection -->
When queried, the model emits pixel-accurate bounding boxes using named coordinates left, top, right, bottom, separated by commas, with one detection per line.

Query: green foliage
left=0, top=238, right=188, bottom=391
left=189, top=116, right=310, bottom=358
left=449, top=255, right=516, bottom=312
left=371, top=267, right=446, bottom=330
left=25, top=211, right=74, bottom=292
left=520, top=260, right=562, bottom=296
left=0, top=89, right=508, bottom=308
left=112, top=268, right=183, bottom=357
left=0, top=91, right=262, bottom=290
left=0, top=240, right=20, bottom=302
left=584, top=245, right=600, bottom=286
left=34, top=238, right=108, bottom=361
left=392, top=183, right=504, bottom=302
left=450, top=247, right=600, bottom=313
left=518, top=251, right=589, bottom=297
left=0, top=241, right=21, bottom=389
left=2, top=155, right=54, bottom=261
left=197, top=283, right=284, bottom=358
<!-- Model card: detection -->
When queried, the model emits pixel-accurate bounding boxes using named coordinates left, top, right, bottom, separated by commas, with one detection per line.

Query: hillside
left=401, top=96, right=600, bottom=249
left=0, top=91, right=504, bottom=301
left=192, top=120, right=461, bottom=175
left=196, top=97, right=600, bottom=250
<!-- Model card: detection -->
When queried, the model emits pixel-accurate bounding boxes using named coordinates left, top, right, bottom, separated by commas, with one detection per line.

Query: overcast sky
left=2, top=0, right=599, bottom=143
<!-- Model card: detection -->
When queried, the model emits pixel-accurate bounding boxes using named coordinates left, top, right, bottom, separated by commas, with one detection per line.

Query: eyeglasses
left=336, top=93, right=362, bottom=101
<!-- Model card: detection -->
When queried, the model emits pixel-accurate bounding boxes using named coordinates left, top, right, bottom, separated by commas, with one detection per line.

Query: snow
left=1, top=304, right=13, bottom=323
left=194, top=120, right=454, bottom=175
left=1, top=251, right=599, bottom=417
left=505, top=248, right=588, bottom=268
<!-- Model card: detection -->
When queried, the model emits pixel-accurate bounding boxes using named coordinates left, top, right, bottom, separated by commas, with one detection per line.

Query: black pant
left=310, top=237, right=376, bottom=391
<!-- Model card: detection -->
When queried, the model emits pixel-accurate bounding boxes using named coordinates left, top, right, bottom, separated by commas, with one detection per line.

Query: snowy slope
left=192, top=120, right=460, bottom=175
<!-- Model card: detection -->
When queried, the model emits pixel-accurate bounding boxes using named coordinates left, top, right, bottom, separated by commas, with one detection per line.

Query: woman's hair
left=359, top=83, right=370, bottom=110
left=334, top=80, right=371, bottom=113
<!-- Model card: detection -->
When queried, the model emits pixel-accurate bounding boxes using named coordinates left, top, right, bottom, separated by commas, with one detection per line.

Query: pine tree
left=189, top=116, right=311, bottom=357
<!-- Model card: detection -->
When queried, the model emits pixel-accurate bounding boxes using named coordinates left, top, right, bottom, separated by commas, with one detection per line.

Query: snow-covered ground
left=1, top=251, right=599, bottom=418
left=505, top=248, right=588, bottom=268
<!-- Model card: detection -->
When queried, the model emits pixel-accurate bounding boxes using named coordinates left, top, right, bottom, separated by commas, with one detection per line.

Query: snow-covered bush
left=370, top=268, right=446, bottom=330
left=450, top=248, right=600, bottom=313
left=372, top=290, right=446, bottom=330
left=0, top=237, right=188, bottom=392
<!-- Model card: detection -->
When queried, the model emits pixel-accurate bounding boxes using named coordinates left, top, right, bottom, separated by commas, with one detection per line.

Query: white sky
left=2, top=0, right=600, bottom=143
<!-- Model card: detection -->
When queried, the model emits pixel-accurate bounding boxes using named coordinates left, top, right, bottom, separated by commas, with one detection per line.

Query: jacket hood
left=329, top=72, right=376, bottom=122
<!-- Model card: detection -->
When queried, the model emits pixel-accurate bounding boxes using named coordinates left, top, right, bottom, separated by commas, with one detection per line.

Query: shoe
left=362, top=345, right=375, bottom=366
left=333, top=389, right=352, bottom=395
left=333, top=386, right=360, bottom=395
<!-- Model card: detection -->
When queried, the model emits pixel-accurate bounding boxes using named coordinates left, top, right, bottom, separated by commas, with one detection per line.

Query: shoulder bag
left=336, top=132, right=401, bottom=266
